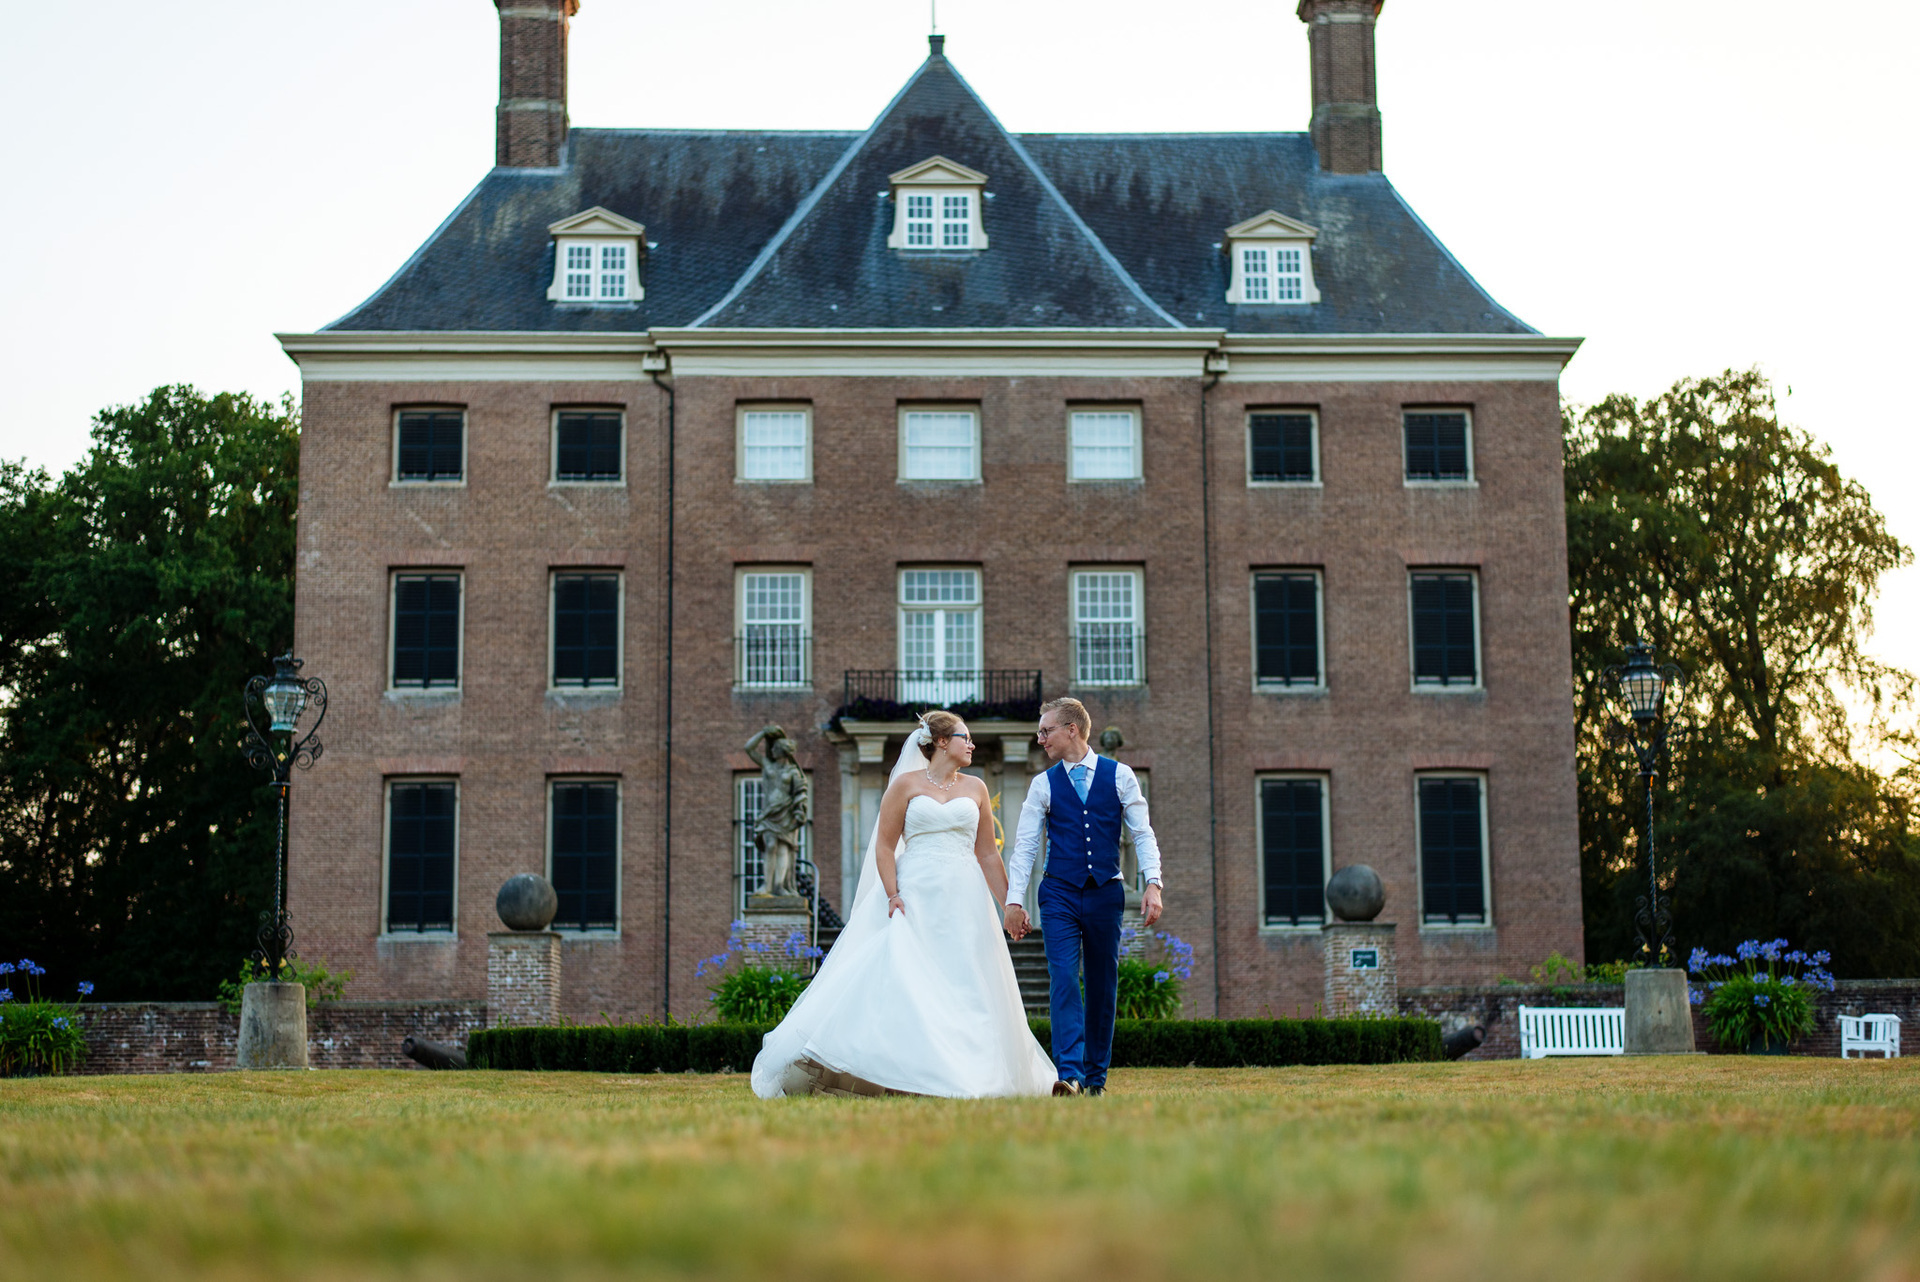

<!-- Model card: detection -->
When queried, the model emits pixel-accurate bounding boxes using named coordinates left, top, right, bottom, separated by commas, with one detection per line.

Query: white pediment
left=1224, top=210, right=1320, bottom=241
left=888, top=156, right=989, bottom=187
left=547, top=206, right=648, bottom=238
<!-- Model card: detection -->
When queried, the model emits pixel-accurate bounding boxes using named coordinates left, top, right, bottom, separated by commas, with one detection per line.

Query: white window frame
left=548, top=569, right=625, bottom=694
left=1413, top=771, right=1493, bottom=931
left=1249, top=569, right=1326, bottom=693
left=735, top=771, right=814, bottom=915
left=898, top=405, right=981, bottom=483
left=735, top=566, right=812, bottom=690
left=1245, top=408, right=1321, bottom=487
left=380, top=776, right=460, bottom=940
left=1223, top=211, right=1322, bottom=306
left=546, top=776, right=622, bottom=936
left=548, top=236, right=642, bottom=303
left=549, top=407, right=626, bottom=487
left=390, top=406, right=468, bottom=488
left=388, top=569, right=465, bottom=694
left=1067, top=406, right=1143, bottom=483
left=736, top=403, right=813, bottom=484
left=1402, top=406, right=1477, bottom=487
left=898, top=566, right=982, bottom=703
left=1070, top=567, right=1145, bottom=688
left=1256, top=773, right=1332, bottom=933
left=886, top=157, right=990, bottom=251
left=1407, top=568, right=1483, bottom=693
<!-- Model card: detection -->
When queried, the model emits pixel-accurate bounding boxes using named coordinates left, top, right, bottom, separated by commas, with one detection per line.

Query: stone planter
left=236, top=982, right=308, bottom=1069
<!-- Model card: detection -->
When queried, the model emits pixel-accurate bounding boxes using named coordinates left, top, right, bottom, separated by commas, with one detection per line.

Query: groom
left=1004, top=696, right=1163, bottom=1097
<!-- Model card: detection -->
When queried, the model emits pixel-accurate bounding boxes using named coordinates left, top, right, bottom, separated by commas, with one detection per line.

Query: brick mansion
left=279, top=0, right=1584, bottom=1019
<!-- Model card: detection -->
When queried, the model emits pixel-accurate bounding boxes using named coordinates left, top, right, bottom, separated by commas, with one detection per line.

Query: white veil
left=751, top=729, right=929, bottom=1096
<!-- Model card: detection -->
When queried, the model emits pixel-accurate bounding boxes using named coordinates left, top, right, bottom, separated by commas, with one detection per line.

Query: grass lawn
left=2, top=1059, right=1917, bottom=1282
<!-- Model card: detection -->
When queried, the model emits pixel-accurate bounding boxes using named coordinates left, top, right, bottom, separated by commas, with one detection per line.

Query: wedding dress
left=751, top=739, right=1057, bottom=1099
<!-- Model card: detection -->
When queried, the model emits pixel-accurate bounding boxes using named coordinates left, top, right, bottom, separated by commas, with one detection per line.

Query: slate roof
left=326, top=48, right=1531, bottom=336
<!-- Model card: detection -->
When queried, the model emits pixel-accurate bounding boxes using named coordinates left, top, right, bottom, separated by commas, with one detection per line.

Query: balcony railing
left=839, top=669, right=1043, bottom=722
left=734, top=630, right=812, bottom=690
left=1070, top=628, right=1147, bottom=687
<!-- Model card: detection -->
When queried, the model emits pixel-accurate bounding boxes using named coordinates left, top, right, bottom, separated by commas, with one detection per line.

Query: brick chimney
left=495, top=0, right=578, bottom=168
left=1297, top=0, right=1383, bottom=174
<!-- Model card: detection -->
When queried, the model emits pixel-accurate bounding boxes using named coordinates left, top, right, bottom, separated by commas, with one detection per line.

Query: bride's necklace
left=925, top=768, right=960, bottom=792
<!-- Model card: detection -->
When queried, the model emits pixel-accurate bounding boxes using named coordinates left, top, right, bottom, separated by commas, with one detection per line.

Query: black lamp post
left=1602, top=641, right=1687, bottom=962
left=242, top=654, right=328, bottom=976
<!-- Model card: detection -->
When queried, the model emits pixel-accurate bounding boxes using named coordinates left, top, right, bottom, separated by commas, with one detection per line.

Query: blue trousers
left=1039, top=875, right=1125, bottom=1089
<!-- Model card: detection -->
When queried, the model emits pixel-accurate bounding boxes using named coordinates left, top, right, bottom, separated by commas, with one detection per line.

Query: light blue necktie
left=1070, top=763, right=1090, bottom=802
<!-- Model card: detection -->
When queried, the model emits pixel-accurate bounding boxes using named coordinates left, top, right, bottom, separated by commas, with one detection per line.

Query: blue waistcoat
left=1044, top=755, right=1124, bottom=886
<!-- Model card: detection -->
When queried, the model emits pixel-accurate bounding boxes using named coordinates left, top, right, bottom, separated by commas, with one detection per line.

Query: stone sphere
left=496, top=874, right=558, bottom=931
left=1325, top=864, right=1386, bottom=922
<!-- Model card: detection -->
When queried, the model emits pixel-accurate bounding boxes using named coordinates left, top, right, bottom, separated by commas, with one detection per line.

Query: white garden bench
left=1839, top=1014, right=1901, bottom=1059
left=1518, top=1005, right=1625, bottom=1059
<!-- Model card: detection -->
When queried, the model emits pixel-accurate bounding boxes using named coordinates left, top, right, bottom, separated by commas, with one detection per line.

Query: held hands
left=1141, top=883, right=1164, bottom=928
left=1003, top=904, right=1031, bottom=940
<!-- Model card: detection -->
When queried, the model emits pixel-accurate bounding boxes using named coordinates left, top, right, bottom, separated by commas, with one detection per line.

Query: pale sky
left=1, top=0, right=1914, bottom=676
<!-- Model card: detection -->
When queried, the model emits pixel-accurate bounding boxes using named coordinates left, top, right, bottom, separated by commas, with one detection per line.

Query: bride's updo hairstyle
left=916, top=710, right=965, bottom=759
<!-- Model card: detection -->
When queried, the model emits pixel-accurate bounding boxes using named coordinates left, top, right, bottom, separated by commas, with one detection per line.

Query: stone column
left=837, top=741, right=861, bottom=909
left=1322, top=921, right=1398, bottom=1016
left=236, top=982, right=308, bottom=1069
left=1624, top=968, right=1698, bottom=1054
left=487, top=931, right=561, bottom=1028
left=850, top=735, right=889, bottom=905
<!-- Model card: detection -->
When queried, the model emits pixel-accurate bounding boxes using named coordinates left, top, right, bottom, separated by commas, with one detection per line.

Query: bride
left=751, top=710, right=1058, bottom=1098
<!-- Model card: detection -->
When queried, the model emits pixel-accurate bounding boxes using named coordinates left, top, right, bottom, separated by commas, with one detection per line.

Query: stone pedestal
left=487, top=931, right=561, bottom=1028
left=746, top=893, right=808, bottom=915
left=236, top=982, right=308, bottom=1069
left=736, top=902, right=811, bottom=960
left=1624, top=968, right=1699, bottom=1054
left=1323, top=921, right=1398, bottom=1016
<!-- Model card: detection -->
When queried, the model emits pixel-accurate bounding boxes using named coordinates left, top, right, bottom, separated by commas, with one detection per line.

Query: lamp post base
left=1623, top=968, right=1700, bottom=1055
left=236, top=982, right=309, bottom=1069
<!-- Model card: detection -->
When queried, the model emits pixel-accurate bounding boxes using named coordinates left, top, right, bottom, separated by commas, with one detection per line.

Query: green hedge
left=466, top=1017, right=1440, bottom=1073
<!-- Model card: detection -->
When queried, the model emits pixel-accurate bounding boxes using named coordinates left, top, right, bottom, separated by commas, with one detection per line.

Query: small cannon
left=1442, top=1024, right=1486, bottom=1061
left=401, top=1035, right=468, bottom=1070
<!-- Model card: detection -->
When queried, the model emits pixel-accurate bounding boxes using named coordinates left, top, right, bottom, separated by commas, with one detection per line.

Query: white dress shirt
left=1005, top=746, right=1162, bottom=906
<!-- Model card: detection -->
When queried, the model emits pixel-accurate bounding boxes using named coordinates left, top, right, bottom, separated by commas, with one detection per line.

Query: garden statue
left=745, top=724, right=811, bottom=900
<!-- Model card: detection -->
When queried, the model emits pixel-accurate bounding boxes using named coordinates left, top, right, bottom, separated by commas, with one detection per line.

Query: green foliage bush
left=0, top=959, right=89, bottom=1076
left=215, top=956, right=354, bottom=1015
left=697, top=923, right=820, bottom=1024
left=467, top=1017, right=1443, bottom=1073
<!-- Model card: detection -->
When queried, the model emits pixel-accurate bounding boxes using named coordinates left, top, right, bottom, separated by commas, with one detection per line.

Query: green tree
left=0, top=386, right=298, bottom=998
left=1566, top=369, right=1920, bottom=975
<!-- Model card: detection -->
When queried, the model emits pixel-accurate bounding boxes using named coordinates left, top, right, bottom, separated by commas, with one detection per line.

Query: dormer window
left=546, top=206, right=646, bottom=304
left=888, top=157, right=989, bottom=252
left=1225, top=211, right=1321, bottom=306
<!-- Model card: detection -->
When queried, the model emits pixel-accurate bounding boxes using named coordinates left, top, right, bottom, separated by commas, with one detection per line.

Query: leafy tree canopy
left=0, top=386, right=297, bottom=999
left=1566, top=369, right=1920, bottom=975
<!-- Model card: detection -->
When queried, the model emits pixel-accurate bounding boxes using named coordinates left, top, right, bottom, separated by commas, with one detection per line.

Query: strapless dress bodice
left=904, top=793, right=978, bottom=859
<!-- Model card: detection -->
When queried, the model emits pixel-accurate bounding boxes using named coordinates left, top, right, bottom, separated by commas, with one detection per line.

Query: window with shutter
left=1253, top=572, right=1321, bottom=687
left=1418, top=776, right=1487, bottom=925
left=1403, top=410, right=1472, bottom=482
left=550, top=780, right=619, bottom=931
left=386, top=781, right=456, bottom=933
left=1248, top=412, right=1317, bottom=483
left=395, top=410, right=464, bottom=482
left=554, top=411, right=622, bottom=481
left=552, top=573, right=620, bottom=687
left=1261, top=777, right=1327, bottom=926
left=1409, top=572, right=1478, bottom=687
left=392, top=574, right=461, bottom=688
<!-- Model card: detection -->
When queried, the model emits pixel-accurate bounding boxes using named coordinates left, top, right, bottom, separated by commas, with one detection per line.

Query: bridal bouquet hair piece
left=1688, top=940, right=1834, bottom=1053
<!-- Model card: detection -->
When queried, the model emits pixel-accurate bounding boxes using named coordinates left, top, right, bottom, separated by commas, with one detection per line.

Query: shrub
left=697, top=923, right=821, bottom=1024
left=0, top=959, right=91, bottom=1077
left=1116, top=929, right=1195, bottom=1019
left=1688, top=940, right=1835, bottom=1051
left=215, top=955, right=354, bottom=1016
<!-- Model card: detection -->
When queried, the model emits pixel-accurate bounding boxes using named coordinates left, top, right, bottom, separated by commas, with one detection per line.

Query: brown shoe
left=1052, top=1079, right=1082, bottom=1097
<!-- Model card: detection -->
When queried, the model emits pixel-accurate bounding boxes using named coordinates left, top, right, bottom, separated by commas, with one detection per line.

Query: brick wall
left=77, top=1002, right=485, bottom=1075
left=486, top=932, right=561, bottom=1028
left=1401, top=979, right=1920, bottom=1059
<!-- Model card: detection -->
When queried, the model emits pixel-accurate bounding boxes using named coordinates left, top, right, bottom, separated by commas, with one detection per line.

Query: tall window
left=905, top=193, right=935, bottom=247
left=597, top=245, right=628, bottom=300
left=739, top=407, right=810, bottom=482
left=901, top=408, right=980, bottom=481
left=554, top=410, right=622, bottom=482
left=387, top=780, right=456, bottom=933
left=1239, top=245, right=1303, bottom=302
left=552, top=573, right=620, bottom=687
left=395, top=410, right=464, bottom=482
left=899, top=568, right=980, bottom=702
left=737, top=569, right=810, bottom=688
left=1253, top=572, right=1321, bottom=688
left=1072, top=569, right=1143, bottom=687
left=1404, top=410, right=1472, bottom=482
left=1069, top=409, right=1140, bottom=481
left=735, top=774, right=811, bottom=914
left=1260, top=777, right=1327, bottom=927
left=392, top=573, right=461, bottom=689
left=1410, top=572, right=1478, bottom=687
left=1248, top=411, right=1316, bottom=483
left=550, top=780, right=618, bottom=931
left=941, top=193, right=972, bottom=248
left=564, top=245, right=594, bottom=299
left=1418, top=776, right=1487, bottom=925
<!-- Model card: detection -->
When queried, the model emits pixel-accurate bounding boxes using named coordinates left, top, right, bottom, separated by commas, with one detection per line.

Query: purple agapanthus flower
left=0, top=988, right=12, bottom=1003
left=77, top=981, right=94, bottom=997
